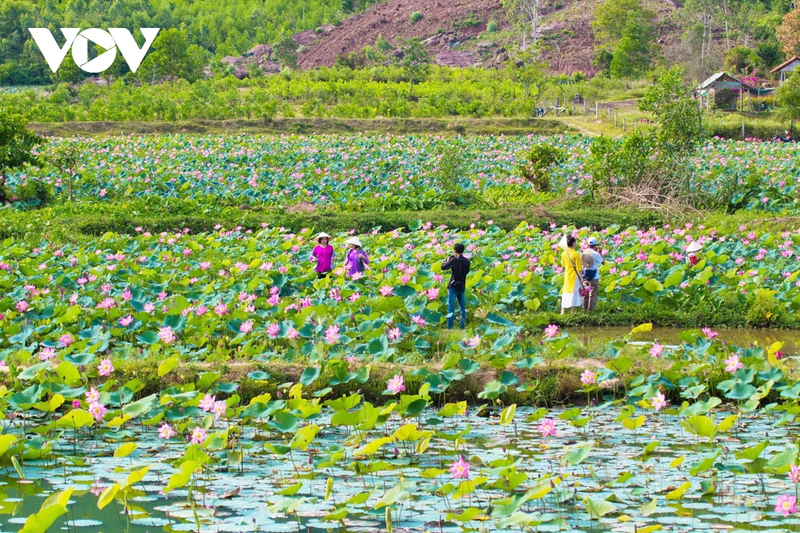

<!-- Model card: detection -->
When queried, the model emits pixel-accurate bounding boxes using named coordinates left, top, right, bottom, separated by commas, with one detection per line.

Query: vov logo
left=28, top=28, right=160, bottom=74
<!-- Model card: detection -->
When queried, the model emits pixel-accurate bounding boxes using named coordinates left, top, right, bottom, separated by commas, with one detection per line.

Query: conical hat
left=686, top=241, right=702, bottom=253
left=557, top=235, right=568, bottom=251
left=315, top=232, right=331, bottom=243
left=581, top=251, right=595, bottom=268
left=345, top=237, right=362, bottom=247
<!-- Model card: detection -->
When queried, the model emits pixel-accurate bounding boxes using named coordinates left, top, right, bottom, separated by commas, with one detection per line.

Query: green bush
left=486, top=20, right=499, bottom=32
left=747, top=288, right=779, bottom=327
left=410, top=11, right=423, bottom=23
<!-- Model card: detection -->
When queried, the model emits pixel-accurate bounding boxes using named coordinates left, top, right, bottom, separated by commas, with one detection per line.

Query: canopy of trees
left=0, top=0, right=357, bottom=85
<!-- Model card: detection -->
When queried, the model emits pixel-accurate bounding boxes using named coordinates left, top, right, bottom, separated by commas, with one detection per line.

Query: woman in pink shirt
left=311, top=233, right=335, bottom=278
left=344, top=237, right=369, bottom=277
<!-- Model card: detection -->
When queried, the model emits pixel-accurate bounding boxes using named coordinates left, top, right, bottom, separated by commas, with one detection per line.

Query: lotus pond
left=0, top=322, right=800, bottom=533
left=4, top=134, right=800, bottom=213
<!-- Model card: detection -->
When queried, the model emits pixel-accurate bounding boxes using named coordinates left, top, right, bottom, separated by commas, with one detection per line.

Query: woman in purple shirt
left=311, top=233, right=335, bottom=278
left=344, top=237, right=369, bottom=277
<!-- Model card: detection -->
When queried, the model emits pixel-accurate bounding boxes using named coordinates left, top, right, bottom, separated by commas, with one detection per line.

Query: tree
left=592, top=0, right=655, bottom=77
left=592, top=0, right=654, bottom=44
left=608, top=19, right=653, bottom=78
left=273, top=34, right=300, bottom=69
left=137, top=29, right=206, bottom=83
left=776, top=69, right=800, bottom=133
left=724, top=46, right=759, bottom=74
left=756, top=41, right=784, bottom=72
left=399, top=38, right=430, bottom=98
left=638, top=67, right=703, bottom=156
left=502, top=0, right=542, bottom=50
left=506, top=48, right=547, bottom=102
left=777, top=7, right=800, bottom=57
left=0, top=109, right=42, bottom=205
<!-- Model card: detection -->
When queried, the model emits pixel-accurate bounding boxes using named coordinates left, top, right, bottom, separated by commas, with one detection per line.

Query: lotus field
left=4, top=134, right=800, bottom=212
left=1, top=132, right=800, bottom=532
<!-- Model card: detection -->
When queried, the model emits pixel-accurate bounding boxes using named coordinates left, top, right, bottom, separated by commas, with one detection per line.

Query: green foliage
left=756, top=41, right=784, bottom=71
left=410, top=11, right=423, bottom=23
left=399, top=38, right=431, bottom=97
left=274, top=34, right=300, bottom=70
left=724, top=46, right=760, bottom=74
left=747, top=288, right=779, bottom=327
left=487, top=19, right=500, bottom=33
left=138, top=29, right=207, bottom=83
left=0, top=108, right=41, bottom=204
left=776, top=69, right=800, bottom=131
left=638, top=67, right=703, bottom=155
left=518, top=144, right=564, bottom=192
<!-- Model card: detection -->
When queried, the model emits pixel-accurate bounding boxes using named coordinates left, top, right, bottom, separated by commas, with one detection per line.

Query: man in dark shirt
left=442, top=243, right=471, bottom=329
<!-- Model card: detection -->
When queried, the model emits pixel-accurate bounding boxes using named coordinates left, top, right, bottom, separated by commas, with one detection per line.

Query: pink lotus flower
left=580, top=370, right=596, bottom=385
left=538, top=418, right=557, bottom=437
left=158, top=326, right=176, bottom=344
left=159, top=423, right=176, bottom=439
left=85, top=387, right=100, bottom=404
left=649, top=343, right=663, bottom=358
left=88, top=401, right=107, bottom=422
left=379, top=285, right=394, bottom=297
left=212, top=401, right=227, bottom=419
left=776, top=494, right=798, bottom=517
left=143, top=302, right=156, bottom=314
left=449, top=456, right=470, bottom=479
left=97, top=358, right=114, bottom=377
left=239, top=320, right=253, bottom=334
left=190, top=427, right=207, bottom=445
left=0, top=361, right=8, bottom=373
left=38, top=347, right=56, bottom=362
left=387, top=328, right=401, bottom=342
left=544, top=324, right=559, bottom=338
left=411, top=315, right=426, bottom=327
left=325, top=325, right=340, bottom=344
left=72, top=400, right=81, bottom=408
left=651, top=391, right=667, bottom=411
left=702, top=327, right=718, bottom=339
left=790, top=464, right=800, bottom=484
left=466, top=335, right=481, bottom=348
left=386, top=374, right=405, bottom=395
left=287, top=327, right=300, bottom=340
left=724, top=354, right=744, bottom=373
left=214, top=302, right=228, bottom=316
left=59, top=333, right=74, bottom=347
left=15, top=301, right=29, bottom=313
left=199, top=393, right=216, bottom=412
left=119, top=315, right=134, bottom=327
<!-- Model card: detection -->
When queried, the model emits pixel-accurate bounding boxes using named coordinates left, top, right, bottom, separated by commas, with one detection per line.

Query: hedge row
left=0, top=205, right=667, bottom=240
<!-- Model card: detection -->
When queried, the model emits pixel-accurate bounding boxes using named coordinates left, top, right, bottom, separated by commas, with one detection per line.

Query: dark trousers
left=447, top=288, right=466, bottom=329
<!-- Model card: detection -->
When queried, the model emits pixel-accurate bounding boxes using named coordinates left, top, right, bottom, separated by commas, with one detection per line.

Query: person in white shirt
left=582, top=237, right=604, bottom=311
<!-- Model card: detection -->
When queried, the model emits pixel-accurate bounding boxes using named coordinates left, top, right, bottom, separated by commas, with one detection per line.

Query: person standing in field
left=311, top=233, right=335, bottom=278
left=442, top=243, right=471, bottom=329
left=582, top=237, right=603, bottom=311
left=560, top=235, right=583, bottom=315
left=686, top=241, right=702, bottom=266
left=344, top=237, right=369, bottom=277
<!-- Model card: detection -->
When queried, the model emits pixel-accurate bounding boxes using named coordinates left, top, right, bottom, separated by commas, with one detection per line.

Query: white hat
left=686, top=241, right=702, bottom=253
left=315, top=232, right=331, bottom=243
left=588, top=237, right=598, bottom=245
left=581, top=251, right=595, bottom=268
left=345, top=237, right=362, bottom=247
left=557, top=235, right=568, bottom=251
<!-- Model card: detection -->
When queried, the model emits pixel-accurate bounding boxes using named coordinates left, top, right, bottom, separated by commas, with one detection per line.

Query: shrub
left=410, top=11, right=423, bottom=23
left=747, top=288, right=779, bottom=327
left=486, top=19, right=499, bottom=32
left=519, top=144, right=565, bottom=192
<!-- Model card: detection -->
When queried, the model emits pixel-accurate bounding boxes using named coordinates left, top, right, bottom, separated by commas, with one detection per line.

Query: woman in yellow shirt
left=561, top=235, right=583, bottom=314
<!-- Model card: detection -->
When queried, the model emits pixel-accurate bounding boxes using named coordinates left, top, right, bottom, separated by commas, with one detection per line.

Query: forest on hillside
left=0, top=0, right=799, bottom=86
left=0, top=0, right=383, bottom=85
